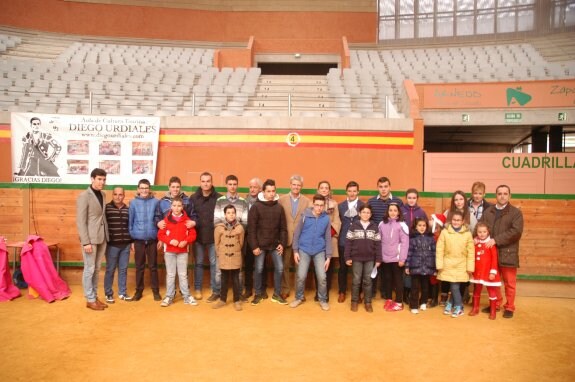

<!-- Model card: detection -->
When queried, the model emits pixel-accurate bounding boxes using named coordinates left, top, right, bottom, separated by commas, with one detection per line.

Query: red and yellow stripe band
left=159, top=129, right=414, bottom=149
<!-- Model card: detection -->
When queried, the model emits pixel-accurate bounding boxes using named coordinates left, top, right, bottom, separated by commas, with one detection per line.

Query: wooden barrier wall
left=0, top=185, right=573, bottom=282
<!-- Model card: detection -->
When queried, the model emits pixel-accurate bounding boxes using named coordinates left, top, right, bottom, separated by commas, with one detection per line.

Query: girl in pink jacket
left=378, top=202, right=409, bottom=311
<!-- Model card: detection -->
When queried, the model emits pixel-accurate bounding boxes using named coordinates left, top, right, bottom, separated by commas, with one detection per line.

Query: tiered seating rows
left=327, top=43, right=575, bottom=116
left=1, top=40, right=264, bottom=115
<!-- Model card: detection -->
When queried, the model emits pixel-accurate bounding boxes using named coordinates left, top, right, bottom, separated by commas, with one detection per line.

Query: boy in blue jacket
left=289, top=194, right=332, bottom=311
left=129, top=178, right=161, bottom=302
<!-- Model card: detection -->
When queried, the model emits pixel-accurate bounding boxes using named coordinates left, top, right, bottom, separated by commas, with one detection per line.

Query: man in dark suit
left=76, top=168, right=109, bottom=311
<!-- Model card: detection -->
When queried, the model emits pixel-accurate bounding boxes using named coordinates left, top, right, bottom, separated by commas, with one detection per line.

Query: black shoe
left=261, top=291, right=269, bottom=299
left=271, top=294, right=288, bottom=305
left=241, top=291, right=252, bottom=300
left=133, top=292, right=143, bottom=301
left=153, top=291, right=162, bottom=301
left=206, top=293, right=220, bottom=303
left=251, top=295, right=263, bottom=306
left=503, top=310, right=514, bottom=319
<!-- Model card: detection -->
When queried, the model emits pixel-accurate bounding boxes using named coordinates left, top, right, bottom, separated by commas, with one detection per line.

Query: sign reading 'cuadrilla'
left=502, top=155, right=575, bottom=169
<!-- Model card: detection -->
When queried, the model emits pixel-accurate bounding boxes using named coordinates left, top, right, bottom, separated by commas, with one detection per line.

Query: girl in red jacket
left=469, top=222, right=501, bottom=320
left=157, top=197, right=197, bottom=307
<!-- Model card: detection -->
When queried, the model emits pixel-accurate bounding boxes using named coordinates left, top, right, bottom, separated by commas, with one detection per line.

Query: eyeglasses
left=139, top=187, right=150, bottom=190
left=313, top=204, right=325, bottom=208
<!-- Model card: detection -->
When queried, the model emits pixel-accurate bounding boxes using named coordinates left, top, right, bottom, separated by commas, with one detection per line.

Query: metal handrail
left=1, top=88, right=393, bottom=118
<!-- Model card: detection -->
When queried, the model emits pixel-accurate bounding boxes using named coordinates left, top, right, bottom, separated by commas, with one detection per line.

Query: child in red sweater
left=469, top=222, right=501, bottom=320
left=157, top=197, right=197, bottom=307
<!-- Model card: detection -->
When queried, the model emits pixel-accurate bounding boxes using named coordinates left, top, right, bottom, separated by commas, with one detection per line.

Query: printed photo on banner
left=132, top=160, right=153, bottom=175
left=132, top=141, right=153, bottom=156
left=67, top=140, right=89, bottom=155
left=11, top=113, right=160, bottom=184
left=67, top=160, right=89, bottom=175
left=99, top=141, right=121, bottom=156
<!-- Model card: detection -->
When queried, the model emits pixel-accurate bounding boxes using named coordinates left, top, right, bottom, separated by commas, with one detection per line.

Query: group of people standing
left=76, top=169, right=523, bottom=319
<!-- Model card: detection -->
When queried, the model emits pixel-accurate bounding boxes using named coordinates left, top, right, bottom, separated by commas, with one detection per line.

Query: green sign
left=505, top=112, right=522, bottom=123
left=462, top=113, right=470, bottom=123
left=506, top=87, right=532, bottom=106
left=558, top=112, right=567, bottom=121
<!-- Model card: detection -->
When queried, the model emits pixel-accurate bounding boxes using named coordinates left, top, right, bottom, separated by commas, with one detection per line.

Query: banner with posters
left=11, top=113, right=160, bottom=185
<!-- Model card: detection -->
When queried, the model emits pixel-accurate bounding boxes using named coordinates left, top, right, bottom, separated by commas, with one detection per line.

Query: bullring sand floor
left=0, top=280, right=574, bottom=381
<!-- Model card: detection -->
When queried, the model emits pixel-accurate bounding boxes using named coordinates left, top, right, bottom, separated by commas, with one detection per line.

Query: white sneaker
left=289, top=299, right=303, bottom=308
left=419, top=303, right=427, bottom=311
left=160, top=297, right=172, bottom=307
left=319, top=301, right=330, bottom=311
left=184, top=296, right=198, bottom=306
left=411, top=309, right=419, bottom=314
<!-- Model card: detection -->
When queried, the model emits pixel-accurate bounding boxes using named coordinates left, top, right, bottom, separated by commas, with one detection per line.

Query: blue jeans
left=104, top=244, right=130, bottom=296
left=164, top=252, right=190, bottom=299
left=82, top=242, right=106, bottom=303
left=295, top=250, right=327, bottom=302
left=450, top=282, right=463, bottom=308
left=351, top=260, right=374, bottom=304
left=194, top=243, right=220, bottom=294
left=254, top=249, right=283, bottom=296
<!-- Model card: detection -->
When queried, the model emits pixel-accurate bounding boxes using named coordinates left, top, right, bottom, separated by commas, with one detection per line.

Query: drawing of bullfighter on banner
left=14, top=116, right=62, bottom=177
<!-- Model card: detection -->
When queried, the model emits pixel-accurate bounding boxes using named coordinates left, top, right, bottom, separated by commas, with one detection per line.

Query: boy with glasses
left=289, top=194, right=333, bottom=311
left=129, top=179, right=161, bottom=301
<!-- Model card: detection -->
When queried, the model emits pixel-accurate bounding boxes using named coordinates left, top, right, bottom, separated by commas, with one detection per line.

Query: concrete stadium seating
left=1, top=28, right=574, bottom=118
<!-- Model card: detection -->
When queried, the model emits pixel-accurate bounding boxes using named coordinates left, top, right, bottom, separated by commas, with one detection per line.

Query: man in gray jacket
left=76, top=168, right=109, bottom=311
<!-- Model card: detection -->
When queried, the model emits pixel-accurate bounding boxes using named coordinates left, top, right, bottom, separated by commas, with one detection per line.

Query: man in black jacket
left=248, top=179, right=288, bottom=306
left=190, top=172, right=221, bottom=302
